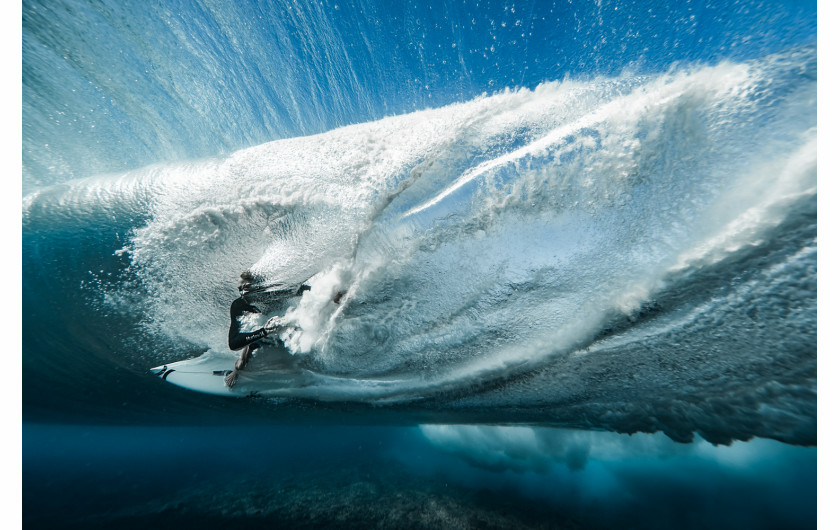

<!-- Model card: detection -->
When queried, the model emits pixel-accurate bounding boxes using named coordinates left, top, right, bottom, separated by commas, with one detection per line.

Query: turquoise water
left=23, top=0, right=817, bottom=527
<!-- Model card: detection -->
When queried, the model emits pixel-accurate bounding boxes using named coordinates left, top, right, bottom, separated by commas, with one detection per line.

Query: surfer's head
left=238, top=270, right=257, bottom=296
left=238, top=270, right=297, bottom=303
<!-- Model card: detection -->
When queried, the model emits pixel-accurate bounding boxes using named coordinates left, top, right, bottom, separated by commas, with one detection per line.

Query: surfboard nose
left=150, top=365, right=174, bottom=380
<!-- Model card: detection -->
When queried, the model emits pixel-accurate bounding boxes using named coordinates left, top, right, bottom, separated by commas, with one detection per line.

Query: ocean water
left=22, top=0, right=817, bottom=528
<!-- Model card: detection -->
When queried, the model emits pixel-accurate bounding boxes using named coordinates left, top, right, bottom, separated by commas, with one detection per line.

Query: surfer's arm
left=229, top=319, right=285, bottom=349
left=229, top=329, right=268, bottom=350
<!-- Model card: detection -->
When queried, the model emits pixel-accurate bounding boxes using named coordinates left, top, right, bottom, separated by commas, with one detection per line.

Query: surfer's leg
left=225, top=344, right=255, bottom=388
left=235, top=343, right=254, bottom=370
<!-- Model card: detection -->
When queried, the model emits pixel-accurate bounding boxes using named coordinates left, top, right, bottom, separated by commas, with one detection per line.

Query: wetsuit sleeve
left=228, top=297, right=267, bottom=350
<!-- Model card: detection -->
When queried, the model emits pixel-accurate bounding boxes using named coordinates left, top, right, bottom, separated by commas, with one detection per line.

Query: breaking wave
left=23, top=45, right=816, bottom=444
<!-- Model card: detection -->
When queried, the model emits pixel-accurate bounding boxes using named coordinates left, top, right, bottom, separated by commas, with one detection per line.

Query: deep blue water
left=24, top=424, right=815, bottom=529
left=23, top=0, right=817, bottom=528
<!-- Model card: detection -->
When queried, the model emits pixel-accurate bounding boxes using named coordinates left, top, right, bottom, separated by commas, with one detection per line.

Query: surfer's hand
left=264, top=316, right=283, bottom=334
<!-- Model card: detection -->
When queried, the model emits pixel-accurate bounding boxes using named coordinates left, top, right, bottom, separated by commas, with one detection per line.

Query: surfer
left=225, top=271, right=310, bottom=388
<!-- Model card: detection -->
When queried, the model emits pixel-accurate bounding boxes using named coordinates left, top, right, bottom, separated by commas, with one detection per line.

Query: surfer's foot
left=225, top=369, right=239, bottom=388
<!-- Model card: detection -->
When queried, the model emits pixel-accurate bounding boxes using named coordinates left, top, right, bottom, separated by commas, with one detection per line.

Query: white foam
left=26, top=47, right=815, bottom=416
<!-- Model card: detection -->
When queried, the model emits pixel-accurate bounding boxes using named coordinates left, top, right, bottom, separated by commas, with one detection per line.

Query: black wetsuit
left=228, top=297, right=270, bottom=351
left=228, top=285, right=311, bottom=351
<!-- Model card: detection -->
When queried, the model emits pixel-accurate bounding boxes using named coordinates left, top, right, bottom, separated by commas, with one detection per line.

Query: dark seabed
left=22, top=0, right=818, bottom=528
left=24, top=424, right=815, bottom=529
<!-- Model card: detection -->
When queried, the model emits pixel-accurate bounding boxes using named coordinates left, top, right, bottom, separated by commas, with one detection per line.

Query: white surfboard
left=152, top=345, right=408, bottom=400
left=150, top=345, right=309, bottom=397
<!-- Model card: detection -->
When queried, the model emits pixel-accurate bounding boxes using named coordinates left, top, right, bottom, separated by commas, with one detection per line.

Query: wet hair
left=239, top=270, right=261, bottom=292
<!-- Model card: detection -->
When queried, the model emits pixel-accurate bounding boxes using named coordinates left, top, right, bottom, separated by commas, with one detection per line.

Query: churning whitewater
left=23, top=45, right=816, bottom=444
